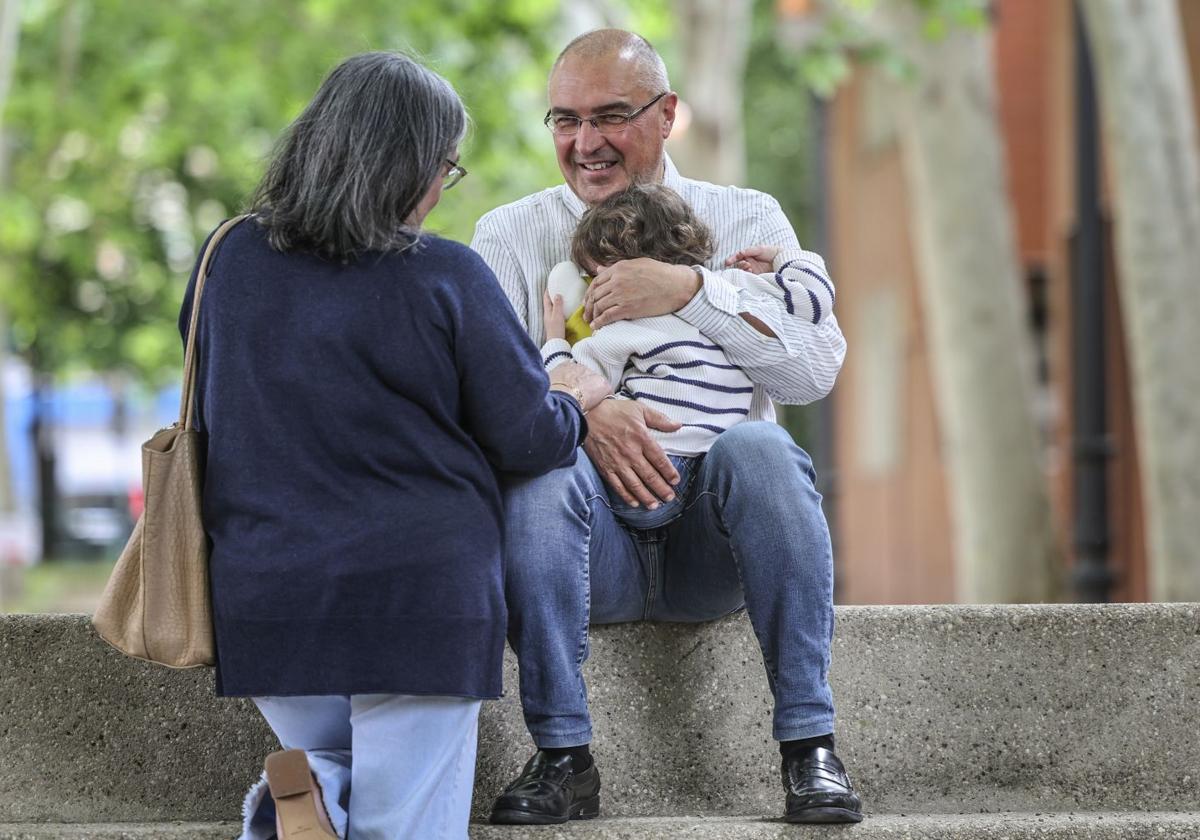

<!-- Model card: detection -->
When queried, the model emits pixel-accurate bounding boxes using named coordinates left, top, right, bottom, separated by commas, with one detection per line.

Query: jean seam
left=585, top=491, right=613, bottom=511
left=641, top=541, right=659, bottom=620
left=575, top=497, right=593, bottom=694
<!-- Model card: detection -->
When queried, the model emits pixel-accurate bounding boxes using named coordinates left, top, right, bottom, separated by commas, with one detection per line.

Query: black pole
left=1069, top=1, right=1113, bottom=602
left=31, top=369, right=58, bottom=562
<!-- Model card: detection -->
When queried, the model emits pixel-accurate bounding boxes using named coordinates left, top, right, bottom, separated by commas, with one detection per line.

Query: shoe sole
left=784, top=806, right=864, bottom=824
left=265, top=750, right=339, bottom=840
left=490, top=794, right=601, bottom=825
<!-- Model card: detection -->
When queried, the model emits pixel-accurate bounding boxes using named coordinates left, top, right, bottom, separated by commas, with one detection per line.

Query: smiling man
left=470, top=29, right=860, bottom=826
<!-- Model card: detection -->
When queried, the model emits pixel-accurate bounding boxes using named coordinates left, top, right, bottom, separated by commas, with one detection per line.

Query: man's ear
left=660, top=91, right=679, bottom=139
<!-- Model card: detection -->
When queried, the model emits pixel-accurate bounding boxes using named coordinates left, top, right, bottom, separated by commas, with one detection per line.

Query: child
left=541, top=183, right=835, bottom=529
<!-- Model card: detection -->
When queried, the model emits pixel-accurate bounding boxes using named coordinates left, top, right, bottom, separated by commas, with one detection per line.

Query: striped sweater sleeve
left=716, top=249, right=835, bottom=327
left=540, top=336, right=628, bottom=390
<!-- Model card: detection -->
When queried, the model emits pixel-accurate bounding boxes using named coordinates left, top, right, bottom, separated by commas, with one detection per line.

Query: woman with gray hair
left=180, top=52, right=609, bottom=840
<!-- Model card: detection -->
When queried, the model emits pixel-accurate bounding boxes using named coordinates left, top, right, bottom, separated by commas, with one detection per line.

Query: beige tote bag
left=92, top=215, right=248, bottom=668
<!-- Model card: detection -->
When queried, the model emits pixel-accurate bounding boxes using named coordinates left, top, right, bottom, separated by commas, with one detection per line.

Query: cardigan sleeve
left=453, top=258, right=586, bottom=476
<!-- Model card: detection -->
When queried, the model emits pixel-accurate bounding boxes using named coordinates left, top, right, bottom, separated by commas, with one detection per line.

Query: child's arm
left=540, top=291, right=627, bottom=388
left=724, top=244, right=779, bottom=274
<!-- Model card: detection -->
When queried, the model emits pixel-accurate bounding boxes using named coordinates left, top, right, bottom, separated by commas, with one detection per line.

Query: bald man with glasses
left=471, top=28, right=861, bottom=826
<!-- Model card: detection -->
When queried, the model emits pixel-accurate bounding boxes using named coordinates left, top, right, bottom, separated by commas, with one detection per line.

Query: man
left=470, top=29, right=861, bottom=825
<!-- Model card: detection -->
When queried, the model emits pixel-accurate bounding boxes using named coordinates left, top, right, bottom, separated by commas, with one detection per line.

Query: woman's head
left=251, top=52, right=466, bottom=260
left=570, top=183, right=714, bottom=273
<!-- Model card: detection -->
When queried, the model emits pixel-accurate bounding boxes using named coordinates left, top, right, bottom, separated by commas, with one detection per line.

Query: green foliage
left=0, top=0, right=564, bottom=383
left=790, top=0, right=990, bottom=97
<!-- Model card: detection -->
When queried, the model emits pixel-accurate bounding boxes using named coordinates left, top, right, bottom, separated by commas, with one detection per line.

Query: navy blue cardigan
left=180, top=220, right=585, bottom=698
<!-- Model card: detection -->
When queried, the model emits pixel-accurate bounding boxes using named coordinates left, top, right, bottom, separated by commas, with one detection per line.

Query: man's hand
left=583, top=398, right=683, bottom=508
left=724, top=244, right=780, bottom=274
left=584, top=259, right=702, bottom=329
left=543, top=291, right=567, bottom=341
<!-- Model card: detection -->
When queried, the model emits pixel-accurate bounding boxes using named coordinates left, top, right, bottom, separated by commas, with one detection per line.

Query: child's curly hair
left=571, top=183, right=715, bottom=271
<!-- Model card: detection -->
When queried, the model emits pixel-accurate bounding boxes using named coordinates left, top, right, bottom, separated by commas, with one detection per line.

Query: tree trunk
left=669, top=0, right=751, bottom=185
left=879, top=6, right=1063, bottom=602
left=1081, top=0, right=1200, bottom=601
left=0, top=0, right=22, bottom=513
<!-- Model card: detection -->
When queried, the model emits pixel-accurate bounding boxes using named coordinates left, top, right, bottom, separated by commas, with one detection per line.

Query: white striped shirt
left=470, top=156, right=846, bottom=422
left=539, top=250, right=836, bottom=455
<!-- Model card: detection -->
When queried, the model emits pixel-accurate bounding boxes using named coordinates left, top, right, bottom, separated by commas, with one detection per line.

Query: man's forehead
left=548, top=52, right=646, bottom=107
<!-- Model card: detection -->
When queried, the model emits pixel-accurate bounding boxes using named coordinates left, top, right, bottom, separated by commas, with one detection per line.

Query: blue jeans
left=606, top=454, right=698, bottom=529
left=502, top=421, right=835, bottom=747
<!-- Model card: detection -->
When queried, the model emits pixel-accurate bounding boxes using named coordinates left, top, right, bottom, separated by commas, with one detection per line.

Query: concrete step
left=4, top=813, right=1200, bottom=839
left=3, top=605, right=1199, bottom=825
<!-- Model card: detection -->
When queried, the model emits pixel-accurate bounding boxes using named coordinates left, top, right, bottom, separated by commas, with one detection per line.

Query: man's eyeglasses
left=443, top=158, right=467, bottom=190
left=543, top=92, right=668, bottom=137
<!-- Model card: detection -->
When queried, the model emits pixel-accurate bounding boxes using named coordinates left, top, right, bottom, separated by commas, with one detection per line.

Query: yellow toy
left=547, top=261, right=594, bottom=345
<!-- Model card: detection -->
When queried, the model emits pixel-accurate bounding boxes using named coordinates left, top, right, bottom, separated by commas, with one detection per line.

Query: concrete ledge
left=2, top=604, right=1199, bottom=823
left=5, top=813, right=1200, bottom=840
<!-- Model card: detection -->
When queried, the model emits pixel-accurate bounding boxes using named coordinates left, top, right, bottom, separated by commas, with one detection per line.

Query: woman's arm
left=454, top=258, right=596, bottom=476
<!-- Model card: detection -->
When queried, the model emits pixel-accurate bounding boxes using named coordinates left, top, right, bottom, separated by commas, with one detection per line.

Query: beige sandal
left=265, top=749, right=339, bottom=840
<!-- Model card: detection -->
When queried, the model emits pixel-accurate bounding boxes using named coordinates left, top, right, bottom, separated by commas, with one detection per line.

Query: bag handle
left=178, top=215, right=250, bottom=430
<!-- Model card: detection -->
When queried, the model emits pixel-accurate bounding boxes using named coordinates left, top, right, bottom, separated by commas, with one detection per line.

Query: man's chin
left=572, top=178, right=629, bottom=206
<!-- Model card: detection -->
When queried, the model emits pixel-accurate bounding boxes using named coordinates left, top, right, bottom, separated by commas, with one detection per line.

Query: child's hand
left=724, top=245, right=780, bottom=274
left=543, top=291, right=567, bottom=341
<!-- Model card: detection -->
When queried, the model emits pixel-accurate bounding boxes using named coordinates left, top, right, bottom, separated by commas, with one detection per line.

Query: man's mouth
left=578, top=161, right=617, bottom=172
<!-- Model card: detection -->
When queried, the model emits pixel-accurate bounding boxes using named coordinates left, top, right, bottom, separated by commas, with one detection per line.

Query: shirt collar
left=558, top=154, right=684, bottom=219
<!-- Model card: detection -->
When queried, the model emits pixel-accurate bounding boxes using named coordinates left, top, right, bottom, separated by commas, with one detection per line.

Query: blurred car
left=54, top=428, right=142, bottom=559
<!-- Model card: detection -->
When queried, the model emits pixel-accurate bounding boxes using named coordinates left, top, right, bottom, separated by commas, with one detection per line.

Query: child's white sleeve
left=540, top=336, right=627, bottom=390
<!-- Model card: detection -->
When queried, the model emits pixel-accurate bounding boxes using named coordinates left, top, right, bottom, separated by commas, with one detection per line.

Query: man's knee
left=706, top=422, right=815, bottom=483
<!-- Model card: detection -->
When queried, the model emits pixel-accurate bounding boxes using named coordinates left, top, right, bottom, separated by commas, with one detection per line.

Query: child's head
left=571, top=183, right=715, bottom=273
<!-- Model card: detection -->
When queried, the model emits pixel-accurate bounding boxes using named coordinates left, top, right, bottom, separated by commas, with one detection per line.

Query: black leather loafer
left=489, top=750, right=601, bottom=825
left=782, top=746, right=863, bottom=823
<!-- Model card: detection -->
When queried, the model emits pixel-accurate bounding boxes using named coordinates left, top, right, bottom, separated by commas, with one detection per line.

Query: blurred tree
left=0, top=0, right=564, bottom=386
left=0, top=0, right=20, bottom=542
left=876, top=2, right=1061, bottom=602
left=1081, top=0, right=1200, bottom=601
left=668, top=0, right=752, bottom=187
left=0, top=0, right=19, bottom=514
left=779, top=0, right=1064, bottom=602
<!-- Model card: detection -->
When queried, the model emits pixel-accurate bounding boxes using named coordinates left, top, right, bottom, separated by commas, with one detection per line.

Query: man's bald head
left=550, top=29, right=670, bottom=95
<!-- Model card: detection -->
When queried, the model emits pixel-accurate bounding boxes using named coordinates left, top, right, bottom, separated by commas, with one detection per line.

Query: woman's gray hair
left=249, top=51, right=466, bottom=260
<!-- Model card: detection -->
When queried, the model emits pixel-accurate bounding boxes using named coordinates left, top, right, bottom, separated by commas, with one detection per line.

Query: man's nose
left=574, top=121, right=607, bottom=155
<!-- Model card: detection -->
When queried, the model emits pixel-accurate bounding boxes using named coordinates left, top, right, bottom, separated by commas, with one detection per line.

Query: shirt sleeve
left=674, top=194, right=846, bottom=405
left=540, top=335, right=628, bottom=390
left=470, top=212, right=531, bottom=333
left=454, top=257, right=585, bottom=476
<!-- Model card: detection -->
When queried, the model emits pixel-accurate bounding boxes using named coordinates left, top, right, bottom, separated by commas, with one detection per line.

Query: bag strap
left=178, top=214, right=250, bottom=430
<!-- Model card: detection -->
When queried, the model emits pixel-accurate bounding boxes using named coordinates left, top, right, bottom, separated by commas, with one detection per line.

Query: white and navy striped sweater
left=540, top=250, right=835, bottom=456
left=471, top=155, right=847, bottom=426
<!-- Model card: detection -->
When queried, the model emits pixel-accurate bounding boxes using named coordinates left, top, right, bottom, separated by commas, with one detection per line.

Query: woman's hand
left=724, top=244, right=780, bottom=274
left=549, top=361, right=612, bottom=413
left=543, top=291, right=567, bottom=341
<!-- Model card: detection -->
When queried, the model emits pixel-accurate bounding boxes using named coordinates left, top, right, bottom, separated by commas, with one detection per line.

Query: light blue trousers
left=238, top=694, right=482, bottom=840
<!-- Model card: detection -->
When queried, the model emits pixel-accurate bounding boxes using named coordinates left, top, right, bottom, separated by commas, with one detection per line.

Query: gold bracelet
left=550, top=383, right=586, bottom=410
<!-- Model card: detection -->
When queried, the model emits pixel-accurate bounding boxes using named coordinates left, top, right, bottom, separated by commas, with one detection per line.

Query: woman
left=180, top=52, right=610, bottom=840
